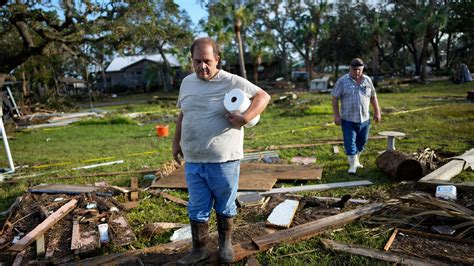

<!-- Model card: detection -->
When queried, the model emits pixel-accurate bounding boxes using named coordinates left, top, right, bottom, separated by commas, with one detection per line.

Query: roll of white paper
left=224, top=89, right=251, bottom=113
left=224, top=89, right=260, bottom=128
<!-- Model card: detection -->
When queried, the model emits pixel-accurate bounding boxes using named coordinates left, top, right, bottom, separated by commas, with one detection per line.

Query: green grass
left=1, top=80, right=473, bottom=263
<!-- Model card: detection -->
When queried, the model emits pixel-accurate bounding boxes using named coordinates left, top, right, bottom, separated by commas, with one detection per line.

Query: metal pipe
left=0, top=117, right=15, bottom=172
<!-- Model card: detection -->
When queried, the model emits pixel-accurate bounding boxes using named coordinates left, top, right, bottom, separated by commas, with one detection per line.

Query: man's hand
left=226, top=112, right=247, bottom=128
left=172, top=142, right=183, bottom=164
left=333, top=114, right=342, bottom=126
left=374, top=112, right=381, bottom=123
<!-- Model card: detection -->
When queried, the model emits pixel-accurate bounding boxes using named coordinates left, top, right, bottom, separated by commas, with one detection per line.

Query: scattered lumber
left=419, top=148, right=474, bottom=182
left=266, top=199, right=299, bottom=228
left=251, top=203, right=385, bottom=251
left=260, top=180, right=373, bottom=195
left=9, top=199, right=78, bottom=252
left=320, top=238, right=447, bottom=266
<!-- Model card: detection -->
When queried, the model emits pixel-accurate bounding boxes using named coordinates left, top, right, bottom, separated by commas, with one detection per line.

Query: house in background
left=96, top=54, right=182, bottom=92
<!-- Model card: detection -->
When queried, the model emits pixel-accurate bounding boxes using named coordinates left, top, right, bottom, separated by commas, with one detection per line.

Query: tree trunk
left=372, top=37, right=379, bottom=87
left=235, top=19, right=247, bottom=80
left=157, top=46, right=172, bottom=91
left=376, top=150, right=426, bottom=181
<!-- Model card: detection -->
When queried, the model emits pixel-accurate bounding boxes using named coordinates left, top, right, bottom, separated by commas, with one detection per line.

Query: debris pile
left=0, top=187, right=135, bottom=265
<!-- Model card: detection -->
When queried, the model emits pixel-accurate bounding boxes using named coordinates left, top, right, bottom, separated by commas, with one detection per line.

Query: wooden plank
left=70, top=220, right=81, bottom=250
left=383, top=228, right=398, bottom=251
left=109, top=216, right=137, bottom=246
left=29, top=184, right=99, bottom=194
left=416, top=180, right=474, bottom=193
left=130, top=177, right=139, bottom=201
left=149, top=190, right=188, bottom=206
left=121, top=201, right=139, bottom=210
left=320, top=238, right=447, bottom=266
left=9, top=199, right=78, bottom=252
left=252, top=203, right=385, bottom=250
left=36, top=235, right=45, bottom=256
left=419, top=148, right=474, bottom=181
left=266, top=199, right=299, bottom=228
left=244, top=136, right=386, bottom=153
left=152, top=163, right=322, bottom=191
left=260, top=180, right=373, bottom=195
left=12, top=250, right=26, bottom=266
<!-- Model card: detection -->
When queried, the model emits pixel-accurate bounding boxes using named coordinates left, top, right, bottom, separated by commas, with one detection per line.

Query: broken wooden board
left=149, top=190, right=188, bottom=206
left=260, top=180, right=373, bottom=195
left=71, top=220, right=99, bottom=253
left=109, top=215, right=136, bottom=246
left=266, top=199, right=299, bottom=228
left=9, top=199, right=78, bottom=252
left=130, top=177, right=139, bottom=201
left=320, top=238, right=446, bottom=266
left=252, top=203, right=385, bottom=250
left=238, top=193, right=265, bottom=207
left=419, top=148, right=474, bottom=182
left=28, top=184, right=99, bottom=194
left=151, top=163, right=322, bottom=191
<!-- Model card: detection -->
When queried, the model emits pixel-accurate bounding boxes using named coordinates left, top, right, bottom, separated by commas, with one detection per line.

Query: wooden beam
left=251, top=203, right=385, bottom=250
left=36, top=235, right=45, bottom=256
left=260, top=180, right=373, bottom=195
left=149, top=190, right=188, bottom=206
left=383, top=228, right=398, bottom=251
left=130, top=177, right=139, bottom=201
left=9, top=199, right=78, bottom=252
left=419, top=148, right=474, bottom=182
left=320, top=238, right=447, bottom=266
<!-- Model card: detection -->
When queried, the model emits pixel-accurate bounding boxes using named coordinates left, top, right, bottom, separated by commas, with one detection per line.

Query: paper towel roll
left=224, top=88, right=260, bottom=128
left=224, top=89, right=251, bottom=113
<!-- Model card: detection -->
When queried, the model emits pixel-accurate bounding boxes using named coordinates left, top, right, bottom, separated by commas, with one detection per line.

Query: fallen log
left=376, top=150, right=425, bottom=180
left=320, top=238, right=447, bottom=265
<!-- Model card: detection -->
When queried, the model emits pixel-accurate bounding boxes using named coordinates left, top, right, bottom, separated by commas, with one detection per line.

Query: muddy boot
left=347, top=155, right=357, bottom=174
left=217, top=215, right=234, bottom=263
left=176, top=220, right=210, bottom=265
left=355, top=153, right=364, bottom=168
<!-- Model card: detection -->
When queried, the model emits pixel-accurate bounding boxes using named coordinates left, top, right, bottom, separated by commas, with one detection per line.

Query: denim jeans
left=341, top=119, right=371, bottom=155
left=185, top=160, right=240, bottom=222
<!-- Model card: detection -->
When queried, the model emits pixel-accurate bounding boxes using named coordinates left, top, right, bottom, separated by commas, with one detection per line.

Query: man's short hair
left=350, top=58, right=364, bottom=68
left=190, top=37, right=221, bottom=59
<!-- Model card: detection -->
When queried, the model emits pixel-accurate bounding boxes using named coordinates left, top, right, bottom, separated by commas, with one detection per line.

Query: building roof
left=106, top=54, right=181, bottom=72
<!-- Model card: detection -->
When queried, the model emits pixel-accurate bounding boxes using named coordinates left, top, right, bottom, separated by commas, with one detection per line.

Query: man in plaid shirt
left=332, top=58, right=381, bottom=174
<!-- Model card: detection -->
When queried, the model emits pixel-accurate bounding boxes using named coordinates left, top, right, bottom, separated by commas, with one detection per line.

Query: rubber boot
left=176, top=220, right=210, bottom=265
left=354, top=153, right=364, bottom=168
left=217, top=215, right=234, bottom=263
left=347, top=155, right=357, bottom=174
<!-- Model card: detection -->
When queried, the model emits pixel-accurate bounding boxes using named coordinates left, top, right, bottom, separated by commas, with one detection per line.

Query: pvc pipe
left=0, top=118, right=15, bottom=172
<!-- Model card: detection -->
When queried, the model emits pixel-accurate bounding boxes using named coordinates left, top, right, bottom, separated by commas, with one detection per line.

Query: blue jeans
left=341, top=119, right=371, bottom=155
left=185, top=160, right=240, bottom=222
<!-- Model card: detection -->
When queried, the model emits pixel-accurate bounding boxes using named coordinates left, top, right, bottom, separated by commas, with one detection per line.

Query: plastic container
left=98, top=223, right=110, bottom=244
left=156, top=125, right=169, bottom=137
left=435, top=185, right=457, bottom=201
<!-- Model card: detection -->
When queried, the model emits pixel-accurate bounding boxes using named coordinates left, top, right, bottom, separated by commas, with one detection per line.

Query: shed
left=309, top=76, right=330, bottom=92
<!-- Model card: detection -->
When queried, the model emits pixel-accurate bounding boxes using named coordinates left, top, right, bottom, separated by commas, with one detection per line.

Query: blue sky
left=174, top=0, right=207, bottom=27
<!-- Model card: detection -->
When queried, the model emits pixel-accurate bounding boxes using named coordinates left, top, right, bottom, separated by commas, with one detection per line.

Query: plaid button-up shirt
left=332, top=73, right=376, bottom=123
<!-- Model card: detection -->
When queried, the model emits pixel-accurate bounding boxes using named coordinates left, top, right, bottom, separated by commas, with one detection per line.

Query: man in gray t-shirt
left=172, top=37, right=270, bottom=265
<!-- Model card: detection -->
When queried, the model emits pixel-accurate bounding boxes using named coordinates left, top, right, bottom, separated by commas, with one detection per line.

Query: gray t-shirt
left=177, top=70, right=261, bottom=163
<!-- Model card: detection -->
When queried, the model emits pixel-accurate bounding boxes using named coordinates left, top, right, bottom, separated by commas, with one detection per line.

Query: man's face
left=350, top=66, right=364, bottom=80
left=192, top=44, right=220, bottom=81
